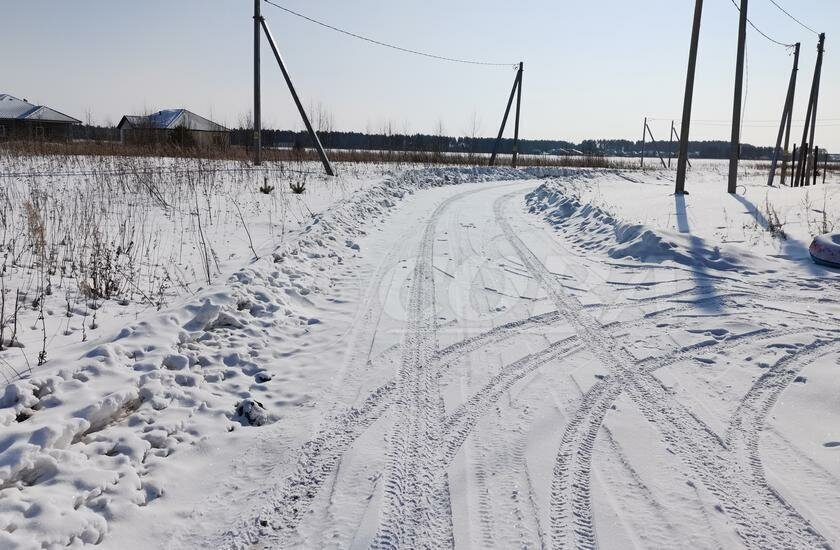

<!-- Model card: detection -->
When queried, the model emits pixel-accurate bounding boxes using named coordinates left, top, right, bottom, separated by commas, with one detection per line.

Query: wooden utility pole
left=645, top=122, right=667, bottom=169
left=641, top=117, right=647, bottom=169
left=795, top=33, right=826, bottom=187
left=728, top=0, right=749, bottom=194
left=813, top=146, right=819, bottom=186
left=824, top=151, right=828, bottom=185
left=675, top=0, right=704, bottom=195
left=668, top=120, right=675, bottom=168
left=490, top=63, right=523, bottom=167
left=512, top=62, right=523, bottom=168
left=260, top=18, right=335, bottom=176
left=253, top=0, right=262, bottom=166
left=769, top=43, right=800, bottom=186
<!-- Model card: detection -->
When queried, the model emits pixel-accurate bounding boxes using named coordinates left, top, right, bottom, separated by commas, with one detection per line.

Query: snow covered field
left=1, top=158, right=839, bottom=549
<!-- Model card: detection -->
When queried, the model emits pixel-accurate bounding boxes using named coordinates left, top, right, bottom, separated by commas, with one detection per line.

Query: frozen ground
left=1, top=159, right=839, bottom=549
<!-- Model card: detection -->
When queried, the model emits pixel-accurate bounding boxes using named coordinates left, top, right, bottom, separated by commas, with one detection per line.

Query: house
left=117, top=109, right=229, bottom=148
left=0, top=94, right=81, bottom=142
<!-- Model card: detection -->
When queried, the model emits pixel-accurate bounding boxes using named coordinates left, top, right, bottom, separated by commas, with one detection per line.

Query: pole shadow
left=728, top=192, right=825, bottom=278
left=673, top=193, right=725, bottom=313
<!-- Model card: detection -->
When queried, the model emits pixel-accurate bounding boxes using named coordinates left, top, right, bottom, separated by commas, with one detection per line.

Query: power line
left=767, top=0, right=819, bottom=36
left=262, top=0, right=519, bottom=68
left=729, top=0, right=795, bottom=48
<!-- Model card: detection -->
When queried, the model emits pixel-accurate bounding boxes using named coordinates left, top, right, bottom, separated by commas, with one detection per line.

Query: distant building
left=117, top=109, right=229, bottom=148
left=0, top=94, right=81, bottom=142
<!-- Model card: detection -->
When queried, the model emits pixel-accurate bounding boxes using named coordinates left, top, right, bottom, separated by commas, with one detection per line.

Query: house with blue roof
left=0, top=94, right=81, bottom=142
left=117, top=109, right=229, bottom=148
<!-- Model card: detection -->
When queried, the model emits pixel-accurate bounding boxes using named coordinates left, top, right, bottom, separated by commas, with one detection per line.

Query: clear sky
left=4, top=0, right=839, bottom=149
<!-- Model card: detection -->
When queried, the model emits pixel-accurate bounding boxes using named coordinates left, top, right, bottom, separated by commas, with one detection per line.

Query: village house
left=0, top=94, right=81, bottom=142
left=117, top=109, right=229, bottom=148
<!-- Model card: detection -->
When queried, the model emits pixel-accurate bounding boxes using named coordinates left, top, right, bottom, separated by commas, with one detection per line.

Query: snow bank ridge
left=527, top=182, right=742, bottom=271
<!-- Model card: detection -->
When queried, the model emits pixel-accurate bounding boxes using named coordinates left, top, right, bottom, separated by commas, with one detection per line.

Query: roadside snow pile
left=526, top=169, right=840, bottom=277
left=0, top=166, right=530, bottom=549
left=527, top=180, right=743, bottom=272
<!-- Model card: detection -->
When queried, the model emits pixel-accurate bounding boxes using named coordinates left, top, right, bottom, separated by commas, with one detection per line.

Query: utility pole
left=806, top=34, right=825, bottom=185
left=668, top=120, right=675, bottom=168
left=728, top=0, right=748, bottom=194
left=769, top=42, right=799, bottom=187
left=675, top=0, right=704, bottom=195
left=780, top=43, right=800, bottom=186
left=253, top=0, right=262, bottom=166
left=260, top=18, right=335, bottom=176
left=645, top=122, right=668, bottom=169
left=795, top=33, right=826, bottom=187
left=490, top=63, right=523, bottom=167
left=512, top=62, right=523, bottom=168
left=824, top=151, right=828, bottom=185
left=641, top=117, right=647, bottom=169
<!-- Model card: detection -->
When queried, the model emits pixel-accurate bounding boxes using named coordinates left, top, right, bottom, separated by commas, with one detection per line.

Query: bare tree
left=434, top=119, right=447, bottom=157
left=464, top=111, right=482, bottom=163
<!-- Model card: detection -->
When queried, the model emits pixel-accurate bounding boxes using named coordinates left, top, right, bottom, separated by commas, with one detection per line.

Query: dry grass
left=1, top=140, right=645, bottom=171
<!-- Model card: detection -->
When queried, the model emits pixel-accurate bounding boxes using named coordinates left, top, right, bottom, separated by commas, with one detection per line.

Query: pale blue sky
left=4, top=0, right=839, bottom=149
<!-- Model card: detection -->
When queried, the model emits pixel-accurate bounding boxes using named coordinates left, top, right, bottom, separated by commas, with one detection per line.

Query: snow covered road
left=4, top=168, right=840, bottom=549
left=212, top=174, right=840, bottom=549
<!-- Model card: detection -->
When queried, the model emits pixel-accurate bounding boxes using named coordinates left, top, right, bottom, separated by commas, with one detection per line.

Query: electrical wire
left=729, top=0, right=796, bottom=48
left=261, top=0, right=519, bottom=68
left=767, top=0, right=819, bottom=36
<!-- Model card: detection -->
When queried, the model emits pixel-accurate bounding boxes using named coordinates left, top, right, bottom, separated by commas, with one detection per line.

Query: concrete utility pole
left=795, top=33, right=826, bottom=187
left=728, top=0, right=749, bottom=194
left=254, top=0, right=262, bottom=166
left=261, top=18, right=335, bottom=176
left=769, top=42, right=800, bottom=187
left=806, top=34, right=826, bottom=185
left=675, top=0, right=703, bottom=195
left=512, top=62, right=523, bottom=168
left=490, top=64, right=523, bottom=167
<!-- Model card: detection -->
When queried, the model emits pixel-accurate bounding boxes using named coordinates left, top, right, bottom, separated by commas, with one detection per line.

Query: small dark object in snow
left=235, top=398, right=270, bottom=426
left=794, top=376, right=807, bottom=384
left=290, top=181, right=306, bottom=194
left=259, top=178, right=275, bottom=195
left=255, top=372, right=272, bottom=383
left=594, top=374, right=607, bottom=380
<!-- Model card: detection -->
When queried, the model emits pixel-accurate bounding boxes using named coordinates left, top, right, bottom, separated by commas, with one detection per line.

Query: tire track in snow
left=230, top=307, right=565, bottom=547
left=372, top=185, right=501, bottom=550
left=442, top=336, right=584, bottom=464
left=494, top=191, right=831, bottom=549
left=725, top=335, right=840, bottom=546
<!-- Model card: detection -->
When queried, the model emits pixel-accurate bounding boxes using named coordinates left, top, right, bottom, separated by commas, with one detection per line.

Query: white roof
left=0, top=94, right=81, bottom=123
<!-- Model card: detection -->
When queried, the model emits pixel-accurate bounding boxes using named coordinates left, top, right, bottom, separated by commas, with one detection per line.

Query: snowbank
left=526, top=168, right=840, bottom=278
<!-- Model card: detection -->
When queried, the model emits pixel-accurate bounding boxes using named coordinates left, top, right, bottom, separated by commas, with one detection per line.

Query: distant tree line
left=67, top=125, right=777, bottom=160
